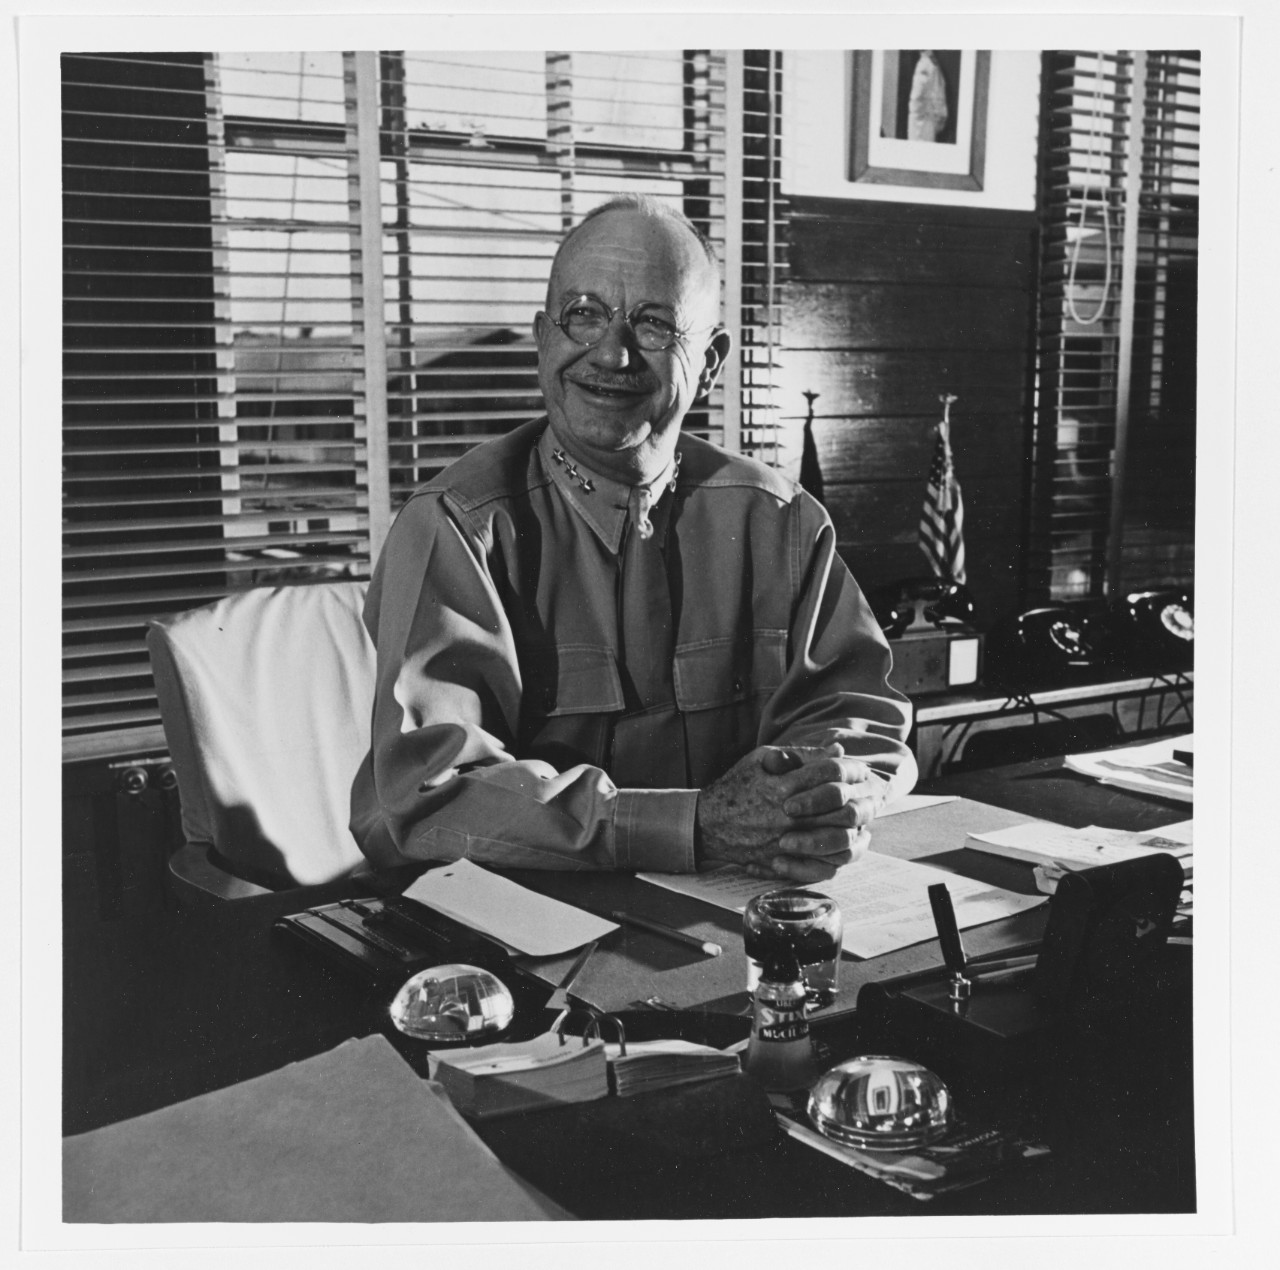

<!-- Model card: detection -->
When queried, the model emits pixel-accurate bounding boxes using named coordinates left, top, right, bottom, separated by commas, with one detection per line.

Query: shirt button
left=732, top=678, right=743, bottom=692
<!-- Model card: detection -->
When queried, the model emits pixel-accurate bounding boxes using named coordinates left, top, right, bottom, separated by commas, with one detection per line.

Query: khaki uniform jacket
left=350, top=418, right=916, bottom=872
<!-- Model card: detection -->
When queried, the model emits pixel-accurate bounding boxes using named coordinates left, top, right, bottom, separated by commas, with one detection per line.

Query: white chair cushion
left=147, top=581, right=374, bottom=887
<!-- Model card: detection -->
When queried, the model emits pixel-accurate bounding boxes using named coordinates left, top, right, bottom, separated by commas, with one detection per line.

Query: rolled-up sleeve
left=350, top=493, right=698, bottom=872
left=759, top=493, right=919, bottom=800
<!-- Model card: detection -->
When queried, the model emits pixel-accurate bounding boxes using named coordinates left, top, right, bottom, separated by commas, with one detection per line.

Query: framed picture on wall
left=849, top=50, right=991, bottom=190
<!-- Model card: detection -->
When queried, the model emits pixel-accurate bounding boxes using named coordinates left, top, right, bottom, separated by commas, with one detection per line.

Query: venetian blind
left=62, top=52, right=372, bottom=753
left=1029, top=50, right=1199, bottom=602
left=735, top=51, right=789, bottom=466
left=62, top=49, right=785, bottom=760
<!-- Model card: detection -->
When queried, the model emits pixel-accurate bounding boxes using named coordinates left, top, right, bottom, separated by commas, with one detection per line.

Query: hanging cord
left=260, top=52, right=310, bottom=499
left=1065, top=52, right=1113, bottom=327
left=270, top=52, right=308, bottom=412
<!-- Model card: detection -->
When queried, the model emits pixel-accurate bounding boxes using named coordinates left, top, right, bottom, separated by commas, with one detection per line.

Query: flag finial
left=939, top=392, right=958, bottom=428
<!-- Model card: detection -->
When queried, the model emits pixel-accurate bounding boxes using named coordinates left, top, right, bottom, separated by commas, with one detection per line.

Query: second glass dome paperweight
left=807, top=1054, right=952, bottom=1150
left=389, top=963, right=515, bottom=1044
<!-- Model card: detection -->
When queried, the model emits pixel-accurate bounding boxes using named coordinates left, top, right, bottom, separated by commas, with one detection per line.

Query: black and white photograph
left=10, top=1, right=1272, bottom=1264
left=849, top=48, right=991, bottom=189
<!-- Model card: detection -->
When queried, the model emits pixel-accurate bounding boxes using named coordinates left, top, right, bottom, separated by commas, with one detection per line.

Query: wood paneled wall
left=779, top=196, right=1039, bottom=625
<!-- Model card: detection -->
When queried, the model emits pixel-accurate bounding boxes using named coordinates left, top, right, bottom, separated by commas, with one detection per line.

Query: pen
left=610, top=910, right=722, bottom=957
left=965, top=954, right=1037, bottom=980
left=927, top=882, right=972, bottom=1004
left=848, top=946, right=1037, bottom=1001
left=927, top=883, right=968, bottom=976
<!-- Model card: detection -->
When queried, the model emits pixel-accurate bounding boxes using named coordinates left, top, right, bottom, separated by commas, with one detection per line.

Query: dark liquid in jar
left=743, top=919, right=840, bottom=967
left=744, top=918, right=840, bottom=1007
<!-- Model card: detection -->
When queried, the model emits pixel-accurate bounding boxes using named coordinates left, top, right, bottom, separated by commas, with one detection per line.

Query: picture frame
left=849, top=50, right=991, bottom=191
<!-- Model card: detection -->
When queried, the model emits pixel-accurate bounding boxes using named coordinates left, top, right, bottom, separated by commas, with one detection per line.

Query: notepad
left=403, top=857, right=618, bottom=956
left=429, top=1032, right=610, bottom=1119
left=606, top=1039, right=741, bottom=1097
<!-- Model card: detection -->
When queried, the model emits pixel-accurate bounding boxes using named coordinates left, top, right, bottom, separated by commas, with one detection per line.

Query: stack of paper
left=429, top=1032, right=609, bottom=1119
left=967, top=820, right=1194, bottom=921
left=967, top=820, right=1193, bottom=877
left=1064, top=736, right=1193, bottom=803
left=605, top=1039, right=741, bottom=1097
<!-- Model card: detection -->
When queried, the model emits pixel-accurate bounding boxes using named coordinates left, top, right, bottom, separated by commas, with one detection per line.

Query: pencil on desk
left=610, top=910, right=722, bottom=957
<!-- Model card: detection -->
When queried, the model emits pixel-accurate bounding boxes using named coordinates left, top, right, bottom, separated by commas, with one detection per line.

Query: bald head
left=546, top=198, right=722, bottom=327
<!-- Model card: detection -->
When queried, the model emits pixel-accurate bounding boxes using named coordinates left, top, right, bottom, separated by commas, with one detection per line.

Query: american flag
left=919, top=417, right=967, bottom=583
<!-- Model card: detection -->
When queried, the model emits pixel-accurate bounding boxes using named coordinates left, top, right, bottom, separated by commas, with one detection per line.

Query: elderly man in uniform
left=351, top=195, right=916, bottom=884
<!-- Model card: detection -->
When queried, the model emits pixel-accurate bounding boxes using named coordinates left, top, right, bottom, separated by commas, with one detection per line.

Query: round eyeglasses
left=551, top=294, right=693, bottom=352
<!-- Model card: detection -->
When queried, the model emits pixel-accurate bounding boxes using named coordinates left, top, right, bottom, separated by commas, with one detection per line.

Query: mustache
left=567, top=373, right=655, bottom=392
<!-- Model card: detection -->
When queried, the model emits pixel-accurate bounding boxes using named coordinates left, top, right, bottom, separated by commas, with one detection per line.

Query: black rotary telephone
left=1107, top=589, right=1193, bottom=674
left=984, top=603, right=1106, bottom=690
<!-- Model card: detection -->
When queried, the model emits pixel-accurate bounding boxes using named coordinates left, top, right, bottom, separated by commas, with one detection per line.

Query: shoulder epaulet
left=676, top=432, right=800, bottom=501
left=412, top=416, right=548, bottom=511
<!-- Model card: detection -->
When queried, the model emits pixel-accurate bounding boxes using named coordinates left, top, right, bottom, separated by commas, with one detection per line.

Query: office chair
left=147, top=580, right=377, bottom=903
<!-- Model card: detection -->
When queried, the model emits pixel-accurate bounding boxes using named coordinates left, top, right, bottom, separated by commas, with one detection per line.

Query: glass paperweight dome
left=807, top=1054, right=952, bottom=1150
left=389, top=963, right=515, bottom=1044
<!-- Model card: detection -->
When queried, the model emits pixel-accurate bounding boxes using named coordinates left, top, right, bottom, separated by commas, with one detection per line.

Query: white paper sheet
left=638, top=851, right=1045, bottom=959
left=402, top=858, right=617, bottom=957
left=969, top=820, right=1193, bottom=871
left=877, top=793, right=959, bottom=818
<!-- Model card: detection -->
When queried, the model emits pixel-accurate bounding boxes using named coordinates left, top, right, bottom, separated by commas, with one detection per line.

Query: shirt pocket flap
left=673, top=629, right=788, bottom=712
left=541, top=644, right=625, bottom=716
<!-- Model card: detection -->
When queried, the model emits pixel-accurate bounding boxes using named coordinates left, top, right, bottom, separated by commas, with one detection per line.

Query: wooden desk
left=63, top=758, right=1194, bottom=1220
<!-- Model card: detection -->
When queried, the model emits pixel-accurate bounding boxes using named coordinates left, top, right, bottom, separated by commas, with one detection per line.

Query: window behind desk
left=61, top=50, right=787, bottom=760
left=1028, top=51, right=1199, bottom=602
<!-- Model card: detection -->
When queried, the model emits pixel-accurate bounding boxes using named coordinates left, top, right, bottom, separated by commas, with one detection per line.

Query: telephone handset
left=870, top=577, right=977, bottom=640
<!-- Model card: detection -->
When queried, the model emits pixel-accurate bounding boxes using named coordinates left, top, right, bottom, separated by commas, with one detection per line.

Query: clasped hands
left=695, top=743, right=886, bottom=883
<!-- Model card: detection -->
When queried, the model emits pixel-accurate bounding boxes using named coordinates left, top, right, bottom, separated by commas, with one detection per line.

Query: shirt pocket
left=537, top=643, right=625, bottom=717
left=673, top=629, right=788, bottom=712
